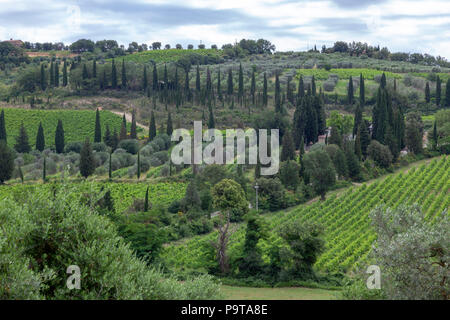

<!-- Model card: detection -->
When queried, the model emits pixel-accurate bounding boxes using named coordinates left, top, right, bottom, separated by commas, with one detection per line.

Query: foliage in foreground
left=0, top=183, right=221, bottom=300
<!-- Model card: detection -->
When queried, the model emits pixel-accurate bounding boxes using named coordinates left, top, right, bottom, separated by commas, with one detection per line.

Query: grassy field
left=220, top=285, right=336, bottom=300
left=119, top=48, right=222, bottom=64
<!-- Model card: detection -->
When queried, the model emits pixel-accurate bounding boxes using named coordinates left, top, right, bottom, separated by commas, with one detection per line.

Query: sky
left=0, top=0, right=449, bottom=58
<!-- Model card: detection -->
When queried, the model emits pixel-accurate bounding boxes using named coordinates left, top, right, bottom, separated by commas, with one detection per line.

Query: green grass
left=220, top=285, right=336, bottom=300
left=0, top=108, right=137, bottom=147
left=296, top=68, right=403, bottom=81
left=119, top=49, right=222, bottom=64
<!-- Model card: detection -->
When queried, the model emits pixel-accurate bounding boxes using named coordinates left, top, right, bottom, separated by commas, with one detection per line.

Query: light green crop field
left=220, top=285, right=336, bottom=300
left=118, top=49, right=222, bottom=64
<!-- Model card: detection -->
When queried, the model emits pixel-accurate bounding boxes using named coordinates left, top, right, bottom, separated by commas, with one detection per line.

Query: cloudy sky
left=1, top=0, right=449, bottom=58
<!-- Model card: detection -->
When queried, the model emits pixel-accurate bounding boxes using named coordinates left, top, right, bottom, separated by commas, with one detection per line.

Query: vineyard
left=295, top=68, right=403, bottom=81
left=0, top=108, right=136, bottom=147
left=0, top=181, right=186, bottom=213
left=119, top=48, right=223, bottom=64
left=162, top=157, right=450, bottom=273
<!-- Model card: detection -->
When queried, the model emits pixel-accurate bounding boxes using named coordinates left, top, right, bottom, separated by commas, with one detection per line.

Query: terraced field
left=162, top=156, right=450, bottom=273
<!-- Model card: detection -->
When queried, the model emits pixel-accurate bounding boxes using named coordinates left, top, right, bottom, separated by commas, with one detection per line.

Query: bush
left=118, top=139, right=140, bottom=154
left=64, top=141, right=83, bottom=153
left=367, top=140, right=393, bottom=168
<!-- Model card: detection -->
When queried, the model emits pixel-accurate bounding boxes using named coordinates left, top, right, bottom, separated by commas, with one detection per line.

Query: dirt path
left=110, top=110, right=148, bottom=131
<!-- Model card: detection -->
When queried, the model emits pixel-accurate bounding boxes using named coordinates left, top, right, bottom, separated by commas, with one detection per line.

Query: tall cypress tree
left=55, top=119, right=64, bottom=153
left=108, top=152, right=112, bottom=180
left=143, top=65, right=148, bottom=91
left=79, top=138, right=95, bottom=178
left=152, top=63, right=158, bottom=91
left=167, top=112, right=173, bottom=136
left=347, top=76, right=354, bottom=105
left=238, top=63, right=244, bottom=103
left=208, top=105, right=215, bottom=129
left=425, top=82, right=431, bottom=103
left=119, top=114, right=127, bottom=140
left=263, top=72, right=268, bottom=106
left=432, top=120, right=438, bottom=150
left=149, top=111, right=156, bottom=141
left=111, top=59, right=117, bottom=89
left=250, top=70, right=256, bottom=105
left=94, top=108, right=102, bottom=143
left=359, top=120, right=370, bottom=157
left=227, top=68, right=233, bottom=95
left=297, top=75, right=305, bottom=100
left=0, top=140, right=14, bottom=184
left=380, top=73, right=386, bottom=89
left=274, top=73, right=281, bottom=112
left=311, top=75, right=316, bottom=96
left=359, top=73, right=365, bottom=107
left=82, top=63, right=88, bottom=80
left=0, top=110, right=6, bottom=143
left=353, top=102, right=362, bottom=138
left=14, top=122, right=31, bottom=153
left=92, top=59, right=97, bottom=78
left=137, top=150, right=141, bottom=179
left=36, top=122, right=45, bottom=151
left=49, top=62, right=54, bottom=87
left=217, top=68, right=222, bottom=101
left=436, top=76, right=441, bottom=106
left=42, top=156, right=47, bottom=183
left=144, top=186, right=149, bottom=212
left=54, top=62, right=59, bottom=87
left=445, top=78, right=450, bottom=108
left=62, top=60, right=67, bottom=87
left=196, top=64, right=201, bottom=92
left=121, top=59, right=127, bottom=89
left=130, top=110, right=137, bottom=139
left=281, top=130, right=295, bottom=161
left=102, top=69, right=107, bottom=89
left=104, top=124, right=111, bottom=148
left=40, top=64, right=46, bottom=91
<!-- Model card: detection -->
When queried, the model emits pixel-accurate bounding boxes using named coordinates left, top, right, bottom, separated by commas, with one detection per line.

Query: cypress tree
left=111, top=59, right=117, bottom=89
left=152, top=63, right=158, bottom=91
left=82, top=63, right=88, bottom=80
left=196, top=64, right=201, bottom=92
left=445, top=78, right=450, bottom=108
left=208, top=105, right=215, bottom=129
left=359, top=120, right=370, bottom=157
left=137, top=150, right=141, bottom=179
left=436, top=76, right=441, bottom=106
left=121, top=59, right=127, bottom=89
left=40, top=64, right=46, bottom=91
left=143, top=65, right=148, bottom=91
left=111, top=129, right=119, bottom=151
left=297, top=75, right=304, bottom=100
left=62, top=60, right=67, bottom=87
left=108, top=152, right=112, bottom=180
left=329, top=126, right=342, bottom=148
left=149, top=111, right=156, bottom=141
left=425, top=82, right=431, bottom=103
left=206, top=67, right=212, bottom=97
left=130, top=110, right=137, bottom=139
left=0, top=140, right=14, bottom=184
left=49, top=62, right=54, bottom=86
left=101, top=69, right=107, bottom=89
left=359, top=73, right=365, bottom=107
left=144, top=186, right=149, bottom=212
left=18, top=165, right=24, bottom=183
left=432, top=120, right=438, bottom=150
left=92, top=59, right=97, bottom=78
left=311, top=75, right=316, bottom=96
left=353, top=102, right=362, bottom=138
left=0, top=109, right=6, bottom=143
left=42, top=156, right=47, bottom=183
left=174, top=67, right=179, bottom=91
left=104, top=124, right=111, bottom=147
left=281, top=130, right=295, bottom=161
left=167, top=112, right=173, bottom=136
left=14, top=122, right=31, bottom=153
left=380, top=73, right=386, bottom=89
left=227, top=68, right=233, bottom=95
left=54, top=62, right=59, bottom=87
left=79, top=138, right=95, bottom=178
left=348, top=76, right=354, bottom=105
left=238, top=63, right=244, bottom=103
left=119, top=114, right=127, bottom=140
left=274, top=73, right=281, bottom=112
left=55, top=119, right=64, bottom=153
left=94, top=108, right=102, bottom=143
left=217, top=68, right=222, bottom=101
left=355, top=127, right=362, bottom=160
left=263, top=72, right=268, bottom=106
left=250, top=70, right=256, bottom=105
left=36, top=122, right=45, bottom=151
